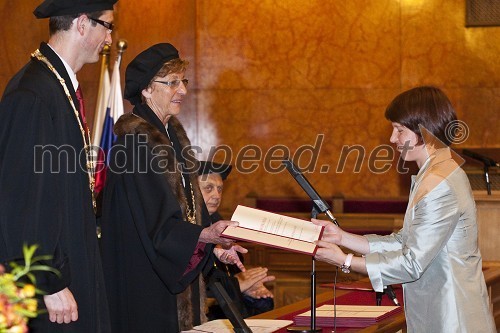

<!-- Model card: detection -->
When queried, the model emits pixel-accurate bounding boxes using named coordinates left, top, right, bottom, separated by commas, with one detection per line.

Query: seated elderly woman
left=197, top=161, right=275, bottom=319
left=100, top=43, right=243, bottom=332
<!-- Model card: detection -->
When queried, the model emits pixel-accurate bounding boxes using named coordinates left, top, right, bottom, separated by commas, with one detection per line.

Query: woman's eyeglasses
left=154, top=79, right=189, bottom=88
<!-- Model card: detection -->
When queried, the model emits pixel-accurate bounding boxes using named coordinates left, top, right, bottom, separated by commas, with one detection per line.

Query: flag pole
left=91, top=44, right=111, bottom=144
left=116, top=39, right=128, bottom=70
left=93, top=39, right=128, bottom=197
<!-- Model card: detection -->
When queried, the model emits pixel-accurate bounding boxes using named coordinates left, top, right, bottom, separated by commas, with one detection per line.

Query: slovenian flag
left=94, top=53, right=124, bottom=194
left=91, top=48, right=110, bottom=149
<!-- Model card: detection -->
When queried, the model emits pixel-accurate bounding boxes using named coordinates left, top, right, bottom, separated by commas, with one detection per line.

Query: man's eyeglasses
left=89, top=17, right=114, bottom=33
left=154, top=79, right=189, bottom=88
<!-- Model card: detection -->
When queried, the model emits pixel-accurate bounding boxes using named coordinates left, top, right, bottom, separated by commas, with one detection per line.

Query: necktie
left=75, top=86, right=89, bottom=133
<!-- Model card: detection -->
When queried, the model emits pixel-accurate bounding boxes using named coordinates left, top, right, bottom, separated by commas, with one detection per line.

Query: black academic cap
left=34, top=0, right=117, bottom=19
left=124, top=43, right=180, bottom=105
left=198, top=161, right=232, bottom=181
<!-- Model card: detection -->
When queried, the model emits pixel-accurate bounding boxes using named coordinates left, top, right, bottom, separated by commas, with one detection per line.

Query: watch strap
left=341, top=253, right=354, bottom=273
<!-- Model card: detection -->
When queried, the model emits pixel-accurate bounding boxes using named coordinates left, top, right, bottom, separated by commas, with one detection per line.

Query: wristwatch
left=340, top=253, right=354, bottom=273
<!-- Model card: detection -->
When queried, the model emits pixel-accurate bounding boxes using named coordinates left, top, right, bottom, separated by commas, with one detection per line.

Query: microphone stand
left=463, top=149, right=499, bottom=195
left=376, top=291, right=383, bottom=306
left=484, top=164, right=492, bottom=195
left=283, top=159, right=339, bottom=333
left=210, top=281, right=252, bottom=333
left=285, top=207, right=322, bottom=333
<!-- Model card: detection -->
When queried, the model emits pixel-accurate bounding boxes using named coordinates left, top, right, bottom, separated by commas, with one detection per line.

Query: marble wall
left=1, top=0, right=499, bottom=215
left=193, top=0, right=500, bottom=214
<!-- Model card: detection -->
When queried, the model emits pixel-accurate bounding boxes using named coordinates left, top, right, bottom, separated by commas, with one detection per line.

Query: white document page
left=231, top=205, right=322, bottom=241
left=298, top=304, right=399, bottom=318
left=181, top=319, right=293, bottom=333
left=223, top=205, right=323, bottom=254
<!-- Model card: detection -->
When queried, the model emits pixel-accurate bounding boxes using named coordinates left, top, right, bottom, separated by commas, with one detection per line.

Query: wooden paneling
left=483, top=262, right=500, bottom=329
left=474, top=193, right=500, bottom=261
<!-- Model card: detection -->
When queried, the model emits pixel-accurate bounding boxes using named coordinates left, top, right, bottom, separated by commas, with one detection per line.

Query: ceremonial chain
left=31, top=49, right=97, bottom=212
left=131, top=114, right=197, bottom=224
left=185, top=181, right=197, bottom=224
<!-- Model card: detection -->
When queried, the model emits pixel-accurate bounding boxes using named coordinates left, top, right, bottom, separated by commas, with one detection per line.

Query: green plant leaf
left=32, top=255, right=53, bottom=263
left=34, top=286, right=47, bottom=295
left=26, top=272, right=36, bottom=284
left=30, top=265, right=61, bottom=277
left=22, top=243, right=39, bottom=266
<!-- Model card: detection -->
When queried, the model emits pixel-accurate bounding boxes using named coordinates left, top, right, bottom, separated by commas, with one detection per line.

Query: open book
left=221, top=205, right=324, bottom=255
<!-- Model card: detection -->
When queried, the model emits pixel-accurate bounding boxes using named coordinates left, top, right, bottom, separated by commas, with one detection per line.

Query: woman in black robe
left=100, top=43, right=241, bottom=332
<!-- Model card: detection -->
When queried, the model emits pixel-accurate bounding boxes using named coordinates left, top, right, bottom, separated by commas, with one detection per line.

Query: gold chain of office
left=185, top=182, right=196, bottom=224
left=31, top=49, right=97, bottom=213
left=133, top=113, right=198, bottom=224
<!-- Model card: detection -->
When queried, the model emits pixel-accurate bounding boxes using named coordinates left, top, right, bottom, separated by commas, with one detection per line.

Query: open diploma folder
left=222, top=205, right=324, bottom=255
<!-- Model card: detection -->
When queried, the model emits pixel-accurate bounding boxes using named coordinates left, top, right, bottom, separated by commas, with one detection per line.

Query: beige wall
left=2, top=1, right=499, bottom=215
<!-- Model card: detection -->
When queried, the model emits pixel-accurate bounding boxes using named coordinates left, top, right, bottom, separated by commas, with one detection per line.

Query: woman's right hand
left=314, top=240, right=346, bottom=267
left=312, top=218, right=343, bottom=245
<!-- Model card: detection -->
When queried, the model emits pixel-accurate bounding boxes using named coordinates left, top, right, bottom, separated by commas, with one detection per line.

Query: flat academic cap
left=198, top=161, right=232, bottom=181
left=124, top=43, right=180, bottom=105
left=34, top=0, right=117, bottom=18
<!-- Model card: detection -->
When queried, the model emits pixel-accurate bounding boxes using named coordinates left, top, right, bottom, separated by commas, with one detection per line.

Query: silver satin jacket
left=365, top=148, right=495, bottom=333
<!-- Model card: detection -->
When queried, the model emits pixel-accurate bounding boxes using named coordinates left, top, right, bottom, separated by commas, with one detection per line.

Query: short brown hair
left=154, top=58, right=189, bottom=79
left=49, top=11, right=104, bottom=35
left=385, top=86, right=457, bottom=146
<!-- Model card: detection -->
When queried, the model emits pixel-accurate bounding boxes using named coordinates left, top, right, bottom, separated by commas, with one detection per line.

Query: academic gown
left=100, top=104, right=213, bottom=332
left=0, top=43, right=110, bottom=332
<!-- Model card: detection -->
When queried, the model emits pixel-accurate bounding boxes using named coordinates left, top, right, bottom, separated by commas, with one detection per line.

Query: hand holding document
left=222, top=205, right=324, bottom=255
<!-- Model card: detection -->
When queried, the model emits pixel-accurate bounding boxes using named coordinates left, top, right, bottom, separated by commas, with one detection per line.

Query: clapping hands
left=235, top=267, right=275, bottom=299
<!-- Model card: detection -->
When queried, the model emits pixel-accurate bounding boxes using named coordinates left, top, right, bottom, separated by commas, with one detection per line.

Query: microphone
left=385, top=285, right=400, bottom=306
left=282, top=159, right=339, bottom=226
left=463, top=149, right=499, bottom=168
left=375, top=291, right=383, bottom=306
left=376, top=286, right=400, bottom=306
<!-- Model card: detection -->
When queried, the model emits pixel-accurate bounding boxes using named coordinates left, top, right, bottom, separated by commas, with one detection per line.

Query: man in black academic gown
left=0, top=1, right=117, bottom=332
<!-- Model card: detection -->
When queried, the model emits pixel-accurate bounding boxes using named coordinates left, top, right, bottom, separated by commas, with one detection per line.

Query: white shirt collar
left=47, top=43, right=79, bottom=91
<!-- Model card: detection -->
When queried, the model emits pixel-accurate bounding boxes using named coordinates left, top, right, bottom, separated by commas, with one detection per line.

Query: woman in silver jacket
left=313, top=86, right=495, bottom=333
